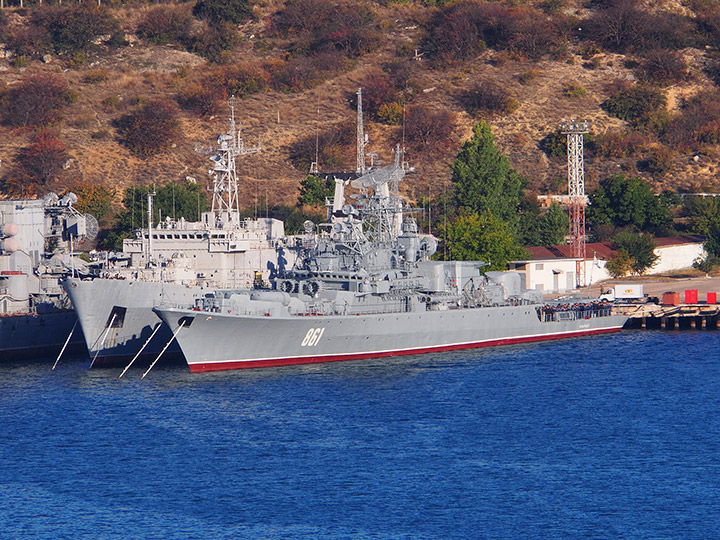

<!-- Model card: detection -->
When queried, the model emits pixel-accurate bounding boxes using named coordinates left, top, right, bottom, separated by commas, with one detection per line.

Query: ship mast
left=356, top=88, right=367, bottom=175
left=196, top=96, right=261, bottom=225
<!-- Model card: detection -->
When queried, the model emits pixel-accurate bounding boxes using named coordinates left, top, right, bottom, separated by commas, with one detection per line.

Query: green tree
left=539, top=203, right=569, bottom=247
left=682, top=195, right=720, bottom=236
left=297, top=175, right=334, bottom=208
left=100, top=182, right=209, bottom=250
left=612, top=231, right=659, bottom=275
left=518, top=194, right=541, bottom=246
left=440, top=211, right=529, bottom=271
left=605, top=250, right=632, bottom=278
left=451, top=120, right=527, bottom=230
left=587, top=174, right=671, bottom=235
left=705, top=222, right=720, bottom=258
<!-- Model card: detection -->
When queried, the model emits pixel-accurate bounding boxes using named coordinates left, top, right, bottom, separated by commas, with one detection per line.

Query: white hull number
left=301, top=327, right=325, bottom=347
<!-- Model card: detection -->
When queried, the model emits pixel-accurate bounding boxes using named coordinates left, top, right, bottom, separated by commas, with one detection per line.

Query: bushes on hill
left=136, top=4, right=194, bottom=46
left=30, top=2, right=120, bottom=55
left=640, top=49, right=688, bottom=86
left=461, top=81, right=518, bottom=117
left=582, top=0, right=696, bottom=53
left=289, top=123, right=354, bottom=173
left=1, top=72, right=73, bottom=128
left=602, top=84, right=667, bottom=129
left=192, top=0, right=252, bottom=24
left=663, top=91, right=720, bottom=152
left=425, top=0, right=564, bottom=63
left=272, top=0, right=379, bottom=58
left=404, top=105, right=456, bottom=152
left=116, top=100, right=181, bottom=156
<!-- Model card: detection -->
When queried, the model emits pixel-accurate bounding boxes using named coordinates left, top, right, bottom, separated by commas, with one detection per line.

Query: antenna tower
left=196, top=96, right=261, bottom=219
left=356, top=88, right=366, bottom=174
left=561, top=119, right=589, bottom=288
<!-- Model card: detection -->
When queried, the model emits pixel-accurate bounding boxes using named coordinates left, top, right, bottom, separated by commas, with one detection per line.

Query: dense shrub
left=592, top=130, right=646, bottom=158
left=116, top=100, right=181, bottom=156
left=209, top=63, right=268, bottom=98
left=539, top=130, right=566, bottom=158
left=352, top=72, right=400, bottom=118
left=136, top=4, right=194, bottom=46
left=31, top=2, right=120, bottom=55
left=583, top=0, right=695, bottom=53
left=644, top=146, right=674, bottom=175
left=462, top=81, right=518, bottom=117
left=268, top=52, right=348, bottom=92
left=17, top=130, right=68, bottom=186
left=663, top=91, right=720, bottom=152
left=188, top=21, right=238, bottom=62
left=6, top=25, right=49, bottom=59
left=602, top=84, right=667, bottom=128
left=640, top=48, right=688, bottom=86
left=273, top=0, right=379, bottom=58
left=404, top=105, right=456, bottom=152
left=192, top=0, right=252, bottom=24
left=177, top=83, right=221, bottom=117
left=426, top=0, right=564, bottom=63
left=1, top=72, right=72, bottom=127
left=377, top=102, right=404, bottom=125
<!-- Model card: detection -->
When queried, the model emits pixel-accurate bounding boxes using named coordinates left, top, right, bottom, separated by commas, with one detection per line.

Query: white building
left=508, top=236, right=705, bottom=293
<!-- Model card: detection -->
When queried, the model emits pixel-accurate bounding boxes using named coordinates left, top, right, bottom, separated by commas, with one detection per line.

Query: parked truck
left=599, top=284, right=645, bottom=302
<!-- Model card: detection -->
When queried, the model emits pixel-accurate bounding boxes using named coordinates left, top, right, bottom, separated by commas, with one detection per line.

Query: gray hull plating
left=0, top=310, right=85, bottom=360
left=156, top=305, right=627, bottom=372
left=64, top=277, right=202, bottom=366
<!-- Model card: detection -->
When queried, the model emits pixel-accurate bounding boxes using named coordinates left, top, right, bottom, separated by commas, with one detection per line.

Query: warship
left=154, top=147, right=628, bottom=373
left=1, top=193, right=94, bottom=360
left=63, top=100, right=294, bottom=367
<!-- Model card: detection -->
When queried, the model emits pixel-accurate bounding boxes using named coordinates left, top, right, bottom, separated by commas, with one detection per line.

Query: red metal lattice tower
left=561, top=120, right=589, bottom=288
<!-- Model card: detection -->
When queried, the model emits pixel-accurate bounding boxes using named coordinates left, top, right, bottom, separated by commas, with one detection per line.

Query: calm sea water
left=1, top=330, right=719, bottom=539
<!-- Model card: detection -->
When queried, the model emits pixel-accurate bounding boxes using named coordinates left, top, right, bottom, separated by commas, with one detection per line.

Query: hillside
left=2, top=0, right=720, bottom=221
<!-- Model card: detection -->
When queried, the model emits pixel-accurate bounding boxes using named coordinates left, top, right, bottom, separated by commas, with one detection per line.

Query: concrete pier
left=623, top=303, right=720, bottom=330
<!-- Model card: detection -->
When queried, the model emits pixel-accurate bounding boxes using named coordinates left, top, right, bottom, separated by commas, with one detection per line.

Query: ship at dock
left=1, top=193, right=93, bottom=360
left=63, top=100, right=295, bottom=367
left=154, top=149, right=628, bottom=373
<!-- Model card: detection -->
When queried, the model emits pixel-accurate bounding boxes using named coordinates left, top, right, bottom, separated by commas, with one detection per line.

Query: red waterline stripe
left=188, top=326, right=623, bottom=373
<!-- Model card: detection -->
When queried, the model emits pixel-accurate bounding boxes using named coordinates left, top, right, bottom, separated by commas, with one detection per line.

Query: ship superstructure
left=64, top=100, right=294, bottom=366
left=154, top=150, right=628, bottom=372
left=1, top=193, right=93, bottom=359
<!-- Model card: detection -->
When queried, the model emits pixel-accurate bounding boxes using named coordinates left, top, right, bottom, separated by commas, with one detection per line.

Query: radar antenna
left=195, top=96, right=261, bottom=219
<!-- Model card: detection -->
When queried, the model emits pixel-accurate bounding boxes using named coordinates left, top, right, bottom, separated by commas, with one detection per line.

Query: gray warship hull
left=0, top=309, right=86, bottom=360
left=156, top=304, right=627, bottom=372
left=63, top=277, right=203, bottom=366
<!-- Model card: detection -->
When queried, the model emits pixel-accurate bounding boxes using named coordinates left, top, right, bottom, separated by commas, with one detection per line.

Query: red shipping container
left=685, top=289, right=698, bottom=304
left=663, top=292, right=680, bottom=306
left=708, top=292, right=717, bottom=304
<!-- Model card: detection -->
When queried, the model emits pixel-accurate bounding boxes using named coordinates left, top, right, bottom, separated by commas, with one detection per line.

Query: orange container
left=662, top=292, right=680, bottom=306
left=685, top=289, right=699, bottom=304
left=708, top=292, right=717, bottom=304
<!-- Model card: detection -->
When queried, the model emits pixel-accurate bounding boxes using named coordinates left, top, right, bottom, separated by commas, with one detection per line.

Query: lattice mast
left=561, top=119, right=589, bottom=288
left=356, top=88, right=367, bottom=175
left=196, top=96, right=261, bottom=221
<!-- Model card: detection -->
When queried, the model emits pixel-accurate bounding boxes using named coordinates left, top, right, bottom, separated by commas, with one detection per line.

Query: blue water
left=1, top=330, right=719, bottom=539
